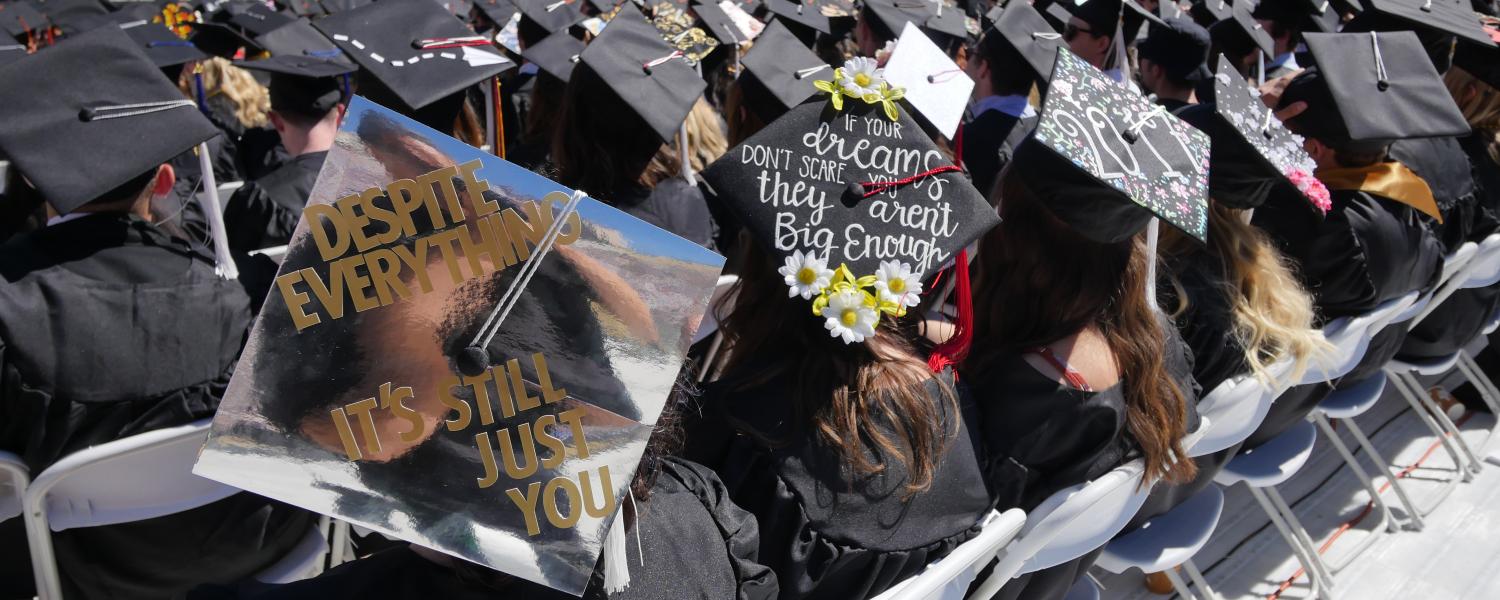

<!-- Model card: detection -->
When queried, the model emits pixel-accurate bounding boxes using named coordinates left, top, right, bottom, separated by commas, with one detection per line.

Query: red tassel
left=953, top=123, right=964, bottom=171
left=928, top=249, right=973, bottom=374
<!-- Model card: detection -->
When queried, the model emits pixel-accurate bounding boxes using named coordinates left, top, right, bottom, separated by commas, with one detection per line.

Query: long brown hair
left=1161, top=201, right=1327, bottom=385
left=965, top=171, right=1196, bottom=485
left=714, top=234, right=959, bottom=496
left=551, top=65, right=681, bottom=200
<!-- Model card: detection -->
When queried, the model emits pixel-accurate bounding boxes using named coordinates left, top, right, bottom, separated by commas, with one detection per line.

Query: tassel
left=195, top=141, right=238, bottom=279
left=602, top=500, right=631, bottom=593
left=194, top=69, right=208, bottom=116
left=928, top=248, right=972, bottom=373
left=952, top=121, right=964, bottom=171
left=492, top=76, right=506, bottom=159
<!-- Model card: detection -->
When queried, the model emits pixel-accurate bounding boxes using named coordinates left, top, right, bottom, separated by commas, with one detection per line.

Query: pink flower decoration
left=1287, top=168, right=1332, bottom=214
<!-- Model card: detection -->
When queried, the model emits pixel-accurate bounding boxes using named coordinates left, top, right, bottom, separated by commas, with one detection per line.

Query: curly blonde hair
left=680, top=96, right=728, bottom=173
left=1163, top=201, right=1329, bottom=386
left=1445, top=66, right=1500, bottom=165
left=181, top=57, right=270, bottom=129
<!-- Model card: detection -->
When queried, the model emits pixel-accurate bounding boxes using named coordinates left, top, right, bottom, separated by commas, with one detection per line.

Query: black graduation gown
left=223, top=151, right=328, bottom=311
left=190, top=458, right=779, bottom=600
left=961, top=321, right=1200, bottom=600
left=681, top=369, right=992, bottom=600
left=1246, top=184, right=1444, bottom=449
left=962, top=110, right=1034, bottom=200
left=1394, top=137, right=1500, bottom=360
left=608, top=179, right=718, bottom=251
left=0, top=214, right=315, bottom=599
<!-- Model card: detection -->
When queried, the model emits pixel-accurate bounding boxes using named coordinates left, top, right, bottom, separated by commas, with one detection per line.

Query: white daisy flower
left=778, top=250, right=834, bottom=300
left=839, top=56, right=885, bottom=99
left=821, top=287, right=880, bottom=344
left=873, top=260, right=923, bottom=308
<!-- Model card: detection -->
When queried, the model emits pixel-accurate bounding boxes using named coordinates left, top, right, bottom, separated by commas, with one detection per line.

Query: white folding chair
left=1301, top=292, right=1420, bottom=389
left=693, top=274, right=739, bottom=383
left=22, top=420, right=328, bottom=599
left=216, top=180, right=245, bottom=201
left=0, top=450, right=27, bottom=523
left=967, top=460, right=1151, bottom=600
left=1186, top=375, right=1277, bottom=458
left=870, top=509, right=1027, bottom=600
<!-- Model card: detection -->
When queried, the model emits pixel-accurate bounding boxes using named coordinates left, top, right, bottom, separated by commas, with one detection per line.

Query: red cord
left=861, top=165, right=962, bottom=198
left=418, top=39, right=494, bottom=49
left=928, top=249, right=973, bottom=374
left=1264, top=412, right=1476, bottom=600
left=953, top=123, right=965, bottom=171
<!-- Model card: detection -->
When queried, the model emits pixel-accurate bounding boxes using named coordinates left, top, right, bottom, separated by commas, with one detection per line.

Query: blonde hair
left=679, top=96, right=728, bottom=173
left=182, top=57, right=270, bottom=129
left=1444, top=66, right=1500, bottom=165
left=1163, top=201, right=1329, bottom=386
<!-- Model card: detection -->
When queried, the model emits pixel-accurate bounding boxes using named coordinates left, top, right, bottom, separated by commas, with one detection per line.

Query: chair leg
left=1182, top=560, right=1222, bottom=600
left=1163, top=566, right=1197, bottom=600
left=1387, top=370, right=1473, bottom=483
left=1264, top=486, right=1339, bottom=593
left=1313, top=414, right=1399, bottom=537
left=1458, top=352, right=1500, bottom=416
left=1342, top=418, right=1426, bottom=531
left=1247, top=486, right=1338, bottom=599
left=22, top=503, right=62, bottom=600
left=330, top=520, right=351, bottom=567
left=1399, top=371, right=1482, bottom=475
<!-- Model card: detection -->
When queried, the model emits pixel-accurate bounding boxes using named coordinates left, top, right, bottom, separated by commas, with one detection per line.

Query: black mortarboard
left=189, top=21, right=262, bottom=58
left=691, top=0, right=744, bottom=44
left=253, top=17, right=353, bottom=68
left=280, top=0, right=327, bottom=17
left=29, top=0, right=109, bottom=35
left=1345, top=0, right=1494, bottom=48
left=1211, top=0, right=1274, bottom=56
left=738, top=19, right=825, bottom=115
left=764, top=0, right=831, bottom=35
left=319, top=0, right=374, bottom=13
left=1040, top=1, right=1073, bottom=32
left=521, top=28, right=583, bottom=81
left=1063, top=0, right=1122, bottom=36
left=314, top=0, right=515, bottom=111
left=437, top=0, right=476, bottom=18
left=1453, top=20, right=1500, bottom=89
left=211, top=1, right=297, bottom=37
left=237, top=54, right=354, bottom=116
left=123, top=21, right=206, bottom=67
left=1015, top=48, right=1210, bottom=242
left=0, top=2, right=46, bottom=39
left=989, top=1, right=1065, bottom=81
left=514, top=0, right=585, bottom=34
left=1136, top=16, right=1211, bottom=81
left=1122, top=0, right=1168, bottom=43
left=925, top=3, right=969, bottom=40
left=579, top=3, right=706, bottom=141
left=862, top=0, right=926, bottom=36
left=1282, top=31, right=1471, bottom=143
left=1189, top=0, right=1231, bottom=25
left=702, top=97, right=998, bottom=286
left=1178, top=55, right=1324, bottom=210
left=1251, top=0, right=1337, bottom=33
left=474, top=0, right=520, bottom=25
left=0, top=44, right=30, bottom=67
left=0, top=26, right=218, bottom=214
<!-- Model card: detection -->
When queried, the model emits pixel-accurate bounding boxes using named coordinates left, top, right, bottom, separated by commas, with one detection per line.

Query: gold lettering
left=426, top=229, right=467, bottom=287
left=506, top=482, right=543, bottom=536
left=329, top=407, right=362, bottom=461
left=438, top=375, right=471, bottom=432
left=345, top=397, right=382, bottom=456
left=496, top=424, right=539, bottom=479
left=385, top=178, right=431, bottom=238
left=579, top=466, right=615, bottom=519
left=335, top=191, right=376, bottom=253
left=502, top=202, right=549, bottom=260
left=533, top=415, right=566, bottom=469
left=275, top=271, right=322, bottom=331
left=557, top=407, right=590, bottom=459
left=542, top=476, right=582, bottom=530
left=458, top=159, right=497, bottom=217
left=364, top=248, right=410, bottom=306
left=508, top=358, right=541, bottom=413
left=465, top=372, right=496, bottom=427
left=416, top=166, right=463, bottom=226
left=336, top=257, right=379, bottom=314
left=541, top=191, right=583, bottom=245
left=492, top=363, right=517, bottom=418
left=476, top=431, right=500, bottom=489
left=390, top=242, right=433, bottom=294
left=533, top=352, right=566, bottom=405
left=298, top=266, right=345, bottom=321
left=379, top=382, right=424, bottom=443
left=305, top=203, right=350, bottom=261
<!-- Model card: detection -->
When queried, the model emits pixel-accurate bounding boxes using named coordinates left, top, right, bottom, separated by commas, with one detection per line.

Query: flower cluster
left=1287, top=168, right=1332, bottom=214
left=778, top=251, right=924, bottom=344
left=812, top=57, right=906, bottom=121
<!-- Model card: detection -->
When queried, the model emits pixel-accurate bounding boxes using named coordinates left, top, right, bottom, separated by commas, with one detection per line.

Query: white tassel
left=602, top=503, right=631, bottom=593
left=195, top=142, right=238, bottom=280
left=1145, top=218, right=1159, bottom=313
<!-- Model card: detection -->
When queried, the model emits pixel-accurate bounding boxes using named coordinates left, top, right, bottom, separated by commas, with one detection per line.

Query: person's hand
left=1274, top=101, right=1308, bottom=122
left=1258, top=69, right=1301, bottom=109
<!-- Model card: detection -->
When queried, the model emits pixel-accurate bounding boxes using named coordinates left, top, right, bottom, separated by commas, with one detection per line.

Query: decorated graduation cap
left=1344, top=0, right=1494, bottom=48
left=648, top=2, right=720, bottom=64
left=0, top=25, right=218, bottom=215
left=1179, top=55, right=1329, bottom=211
left=314, top=0, right=515, bottom=111
left=0, top=2, right=47, bottom=40
left=1209, top=0, right=1274, bottom=57
left=1281, top=31, right=1470, bottom=144
left=738, top=19, right=826, bottom=115
left=122, top=21, right=206, bottom=68
left=692, top=0, right=760, bottom=45
left=702, top=48, right=997, bottom=356
left=884, top=21, right=973, bottom=137
left=521, top=28, right=584, bottom=82
left=577, top=3, right=706, bottom=142
left=1013, top=48, right=1210, bottom=242
left=764, top=0, right=832, bottom=36
left=514, top=0, right=586, bottom=35
left=987, top=0, right=1065, bottom=83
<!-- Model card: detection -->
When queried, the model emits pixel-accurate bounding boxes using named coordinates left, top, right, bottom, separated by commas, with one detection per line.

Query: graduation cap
left=521, top=28, right=583, bottom=81
left=122, top=20, right=207, bottom=68
left=702, top=71, right=999, bottom=345
left=0, top=26, right=218, bottom=215
left=1157, top=0, right=1186, bottom=20
left=318, top=0, right=373, bottom=14
left=210, top=1, right=297, bottom=37
left=188, top=20, right=263, bottom=58
left=1189, top=0, right=1231, bottom=25
left=578, top=3, right=705, bottom=141
left=514, top=0, right=586, bottom=34
left=0, top=2, right=47, bottom=40
left=1062, top=0, right=1122, bottom=37
left=763, top=0, right=831, bottom=36
left=314, top=0, right=515, bottom=111
left=1015, top=48, right=1210, bottom=242
left=884, top=21, right=973, bottom=137
left=1122, top=0, right=1169, bottom=43
left=1038, top=0, right=1073, bottom=32
left=986, top=0, right=1065, bottom=82
left=29, top=0, right=109, bottom=35
left=1453, top=20, right=1500, bottom=89
left=1282, top=31, right=1471, bottom=143
left=236, top=53, right=354, bottom=116
left=691, top=0, right=754, bottom=44
left=1178, top=55, right=1326, bottom=210
left=1251, top=0, right=1339, bottom=33
left=474, top=0, right=520, bottom=27
left=737, top=19, right=824, bottom=119
left=1344, top=0, right=1494, bottom=48
left=1136, top=16, right=1212, bottom=81
left=0, top=43, right=31, bottom=67
left=1209, top=0, right=1274, bottom=57
left=252, top=17, right=354, bottom=69
left=280, top=0, right=327, bottom=18
left=648, top=2, right=720, bottom=63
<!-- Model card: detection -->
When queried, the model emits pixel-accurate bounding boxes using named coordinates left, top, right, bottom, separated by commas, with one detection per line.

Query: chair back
left=870, top=509, right=1027, bottom=600
left=1304, top=291, right=1419, bottom=384
left=968, top=461, right=1150, bottom=599
left=1186, top=376, right=1275, bottom=457
left=0, top=451, right=27, bottom=523
left=1413, top=233, right=1500, bottom=326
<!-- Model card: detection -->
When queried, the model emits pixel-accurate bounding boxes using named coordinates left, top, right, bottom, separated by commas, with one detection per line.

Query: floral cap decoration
left=1208, top=55, right=1330, bottom=213
left=812, top=56, right=907, bottom=121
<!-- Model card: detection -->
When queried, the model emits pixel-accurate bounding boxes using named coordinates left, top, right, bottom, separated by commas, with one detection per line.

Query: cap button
left=1377, top=80, right=1390, bottom=92
left=457, top=346, right=492, bottom=377
left=845, top=180, right=867, bottom=201
left=78, top=107, right=97, bottom=122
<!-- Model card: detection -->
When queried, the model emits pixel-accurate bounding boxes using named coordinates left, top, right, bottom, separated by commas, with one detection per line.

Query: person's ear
left=151, top=163, right=175, bottom=198
left=335, top=102, right=348, bottom=126
left=269, top=110, right=287, bottom=134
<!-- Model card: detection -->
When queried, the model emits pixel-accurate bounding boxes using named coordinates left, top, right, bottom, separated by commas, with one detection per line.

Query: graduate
left=962, top=2, right=1057, bottom=198
left=962, top=49, right=1203, bottom=599
left=0, top=27, right=314, bottom=598
left=691, top=51, right=999, bottom=599
left=1244, top=31, right=1451, bottom=449
left=509, top=30, right=582, bottom=171
left=1135, top=16, right=1211, bottom=113
left=223, top=49, right=356, bottom=312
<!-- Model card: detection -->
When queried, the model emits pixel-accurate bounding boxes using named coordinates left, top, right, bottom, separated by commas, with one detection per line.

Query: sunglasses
left=1063, top=23, right=1096, bottom=40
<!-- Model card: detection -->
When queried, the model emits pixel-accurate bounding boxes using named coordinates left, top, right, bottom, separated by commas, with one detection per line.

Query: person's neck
left=283, top=122, right=337, bottom=157
left=1155, top=84, right=1194, bottom=104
